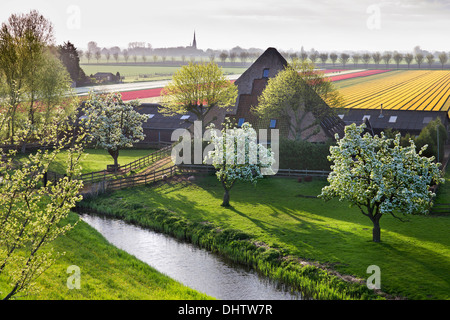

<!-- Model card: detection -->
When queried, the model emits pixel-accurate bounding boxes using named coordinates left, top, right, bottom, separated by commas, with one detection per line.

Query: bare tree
left=229, top=52, right=237, bottom=64
left=352, top=54, right=361, bottom=68
left=372, top=52, right=381, bottom=66
left=122, top=49, right=129, bottom=63
left=339, top=53, right=350, bottom=68
left=113, top=52, right=119, bottom=63
left=87, top=41, right=99, bottom=54
left=86, top=50, right=92, bottom=64
left=404, top=53, right=413, bottom=69
left=319, top=53, right=328, bottom=65
left=219, top=51, right=228, bottom=63
left=105, top=51, right=111, bottom=63
left=329, top=53, right=338, bottom=67
left=142, top=54, right=147, bottom=63
left=300, top=51, right=308, bottom=62
left=438, top=52, right=448, bottom=69
left=382, top=52, right=392, bottom=68
left=393, top=52, right=403, bottom=69
left=362, top=53, right=371, bottom=68
left=309, top=51, right=319, bottom=65
left=95, top=51, right=101, bottom=63
left=426, top=54, right=435, bottom=68
left=239, top=51, right=249, bottom=63
left=415, top=53, right=424, bottom=68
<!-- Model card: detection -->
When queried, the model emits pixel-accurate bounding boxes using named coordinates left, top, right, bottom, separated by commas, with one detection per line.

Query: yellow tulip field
left=337, top=70, right=450, bottom=117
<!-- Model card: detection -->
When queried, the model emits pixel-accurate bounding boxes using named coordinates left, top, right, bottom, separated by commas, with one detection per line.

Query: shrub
left=278, top=138, right=333, bottom=170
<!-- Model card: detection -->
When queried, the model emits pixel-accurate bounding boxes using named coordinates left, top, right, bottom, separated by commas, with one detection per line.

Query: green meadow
left=80, top=63, right=248, bottom=82
left=78, top=174, right=450, bottom=300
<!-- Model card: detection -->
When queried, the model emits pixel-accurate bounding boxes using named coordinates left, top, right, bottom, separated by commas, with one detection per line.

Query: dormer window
left=262, top=68, right=269, bottom=78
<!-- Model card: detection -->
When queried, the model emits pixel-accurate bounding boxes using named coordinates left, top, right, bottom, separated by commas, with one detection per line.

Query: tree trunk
left=222, top=188, right=230, bottom=207
left=372, top=217, right=381, bottom=242
left=108, top=149, right=120, bottom=171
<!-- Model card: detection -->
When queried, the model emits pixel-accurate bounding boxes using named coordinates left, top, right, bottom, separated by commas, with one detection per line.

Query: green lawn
left=0, top=212, right=211, bottom=300
left=15, top=148, right=156, bottom=175
left=82, top=175, right=450, bottom=300
left=69, top=148, right=156, bottom=174
left=81, top=64, right=247, bottom=82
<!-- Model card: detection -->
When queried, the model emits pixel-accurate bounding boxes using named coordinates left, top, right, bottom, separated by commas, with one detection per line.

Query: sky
left=1, top=0, right=449, bottom=53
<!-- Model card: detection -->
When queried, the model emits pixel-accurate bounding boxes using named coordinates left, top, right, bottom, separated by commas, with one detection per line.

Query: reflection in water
left=80, top=214, right=302, bottom=300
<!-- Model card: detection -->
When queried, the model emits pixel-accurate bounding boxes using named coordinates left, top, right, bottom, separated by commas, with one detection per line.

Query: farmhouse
left=210, top=47, right=346, bottom=142
left=93, top=72, right=119, bottom=83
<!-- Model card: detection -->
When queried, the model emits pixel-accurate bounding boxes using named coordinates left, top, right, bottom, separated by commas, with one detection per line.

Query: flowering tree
left=83, top=92, right=149, bottom=170
left=0, top=113, right=85, bottom=300
left=319, top=124, right=443, bottom=242
left=204, top=121, right=275, bottom=207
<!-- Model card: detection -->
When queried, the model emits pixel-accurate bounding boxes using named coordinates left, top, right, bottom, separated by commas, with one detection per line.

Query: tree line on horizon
left=282, top=46, right=450, bottom=70
left=78, top=41, right=450, bottom=69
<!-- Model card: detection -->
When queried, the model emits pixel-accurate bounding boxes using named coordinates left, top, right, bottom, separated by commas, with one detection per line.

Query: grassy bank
left=0, top=211, right=212, bottom=300
left=78, top=175, right=450, bottom=300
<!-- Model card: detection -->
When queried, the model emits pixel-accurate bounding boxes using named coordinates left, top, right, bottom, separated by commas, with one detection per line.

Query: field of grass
left=0, top=212, right=211, bottom=300
left=80, top=64, right=248, bottom=83
left=20, top=148, right=155, bottom=175
left=79, top=175, right=450, bottom=300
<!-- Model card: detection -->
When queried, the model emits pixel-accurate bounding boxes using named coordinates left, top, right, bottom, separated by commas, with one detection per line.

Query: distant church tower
left=192, top=31, right=197, bottom=49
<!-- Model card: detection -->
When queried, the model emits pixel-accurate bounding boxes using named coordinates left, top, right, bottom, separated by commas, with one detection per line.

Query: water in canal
left=80, top=214, right=303, bottom=300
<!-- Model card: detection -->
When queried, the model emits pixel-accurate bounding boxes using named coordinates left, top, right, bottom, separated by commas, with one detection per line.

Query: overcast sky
left=1, top=0, right=449, bottom=53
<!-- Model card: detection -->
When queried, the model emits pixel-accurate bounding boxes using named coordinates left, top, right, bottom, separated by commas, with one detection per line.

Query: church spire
left=192, top=31, right=197, bottom=49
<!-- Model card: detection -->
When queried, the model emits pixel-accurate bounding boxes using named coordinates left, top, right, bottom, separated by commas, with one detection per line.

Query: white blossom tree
left=319, top=124, right=443, bottom=242
left=204, top=121, right=275, bottom=207
left=83, top=92, right=149, bottom=170
left=0, top=112, right=85, bottom=300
